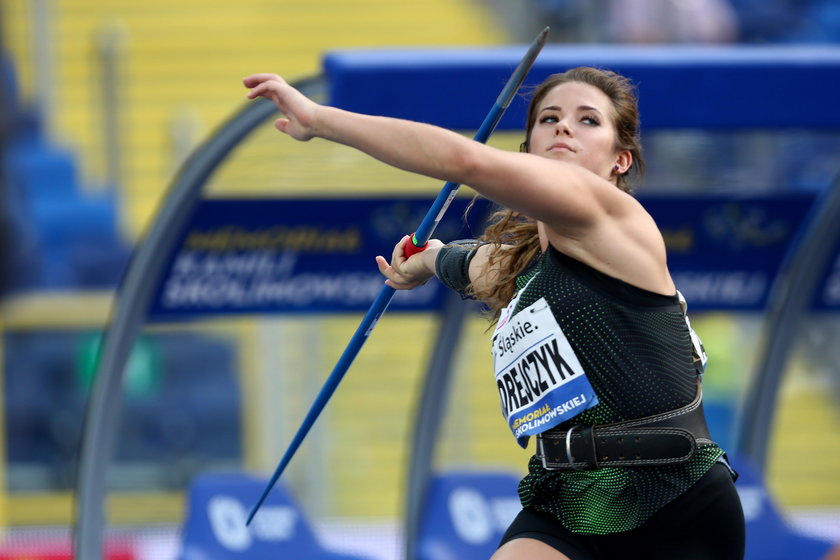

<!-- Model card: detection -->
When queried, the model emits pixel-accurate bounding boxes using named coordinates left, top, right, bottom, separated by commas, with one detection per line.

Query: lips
left=548, top=142, right=574, bottom=152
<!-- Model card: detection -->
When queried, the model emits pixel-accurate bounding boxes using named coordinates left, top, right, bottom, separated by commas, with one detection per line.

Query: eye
left=539, top=114, right=558, bottom=124
left=581, top=115, right=600, bottom=126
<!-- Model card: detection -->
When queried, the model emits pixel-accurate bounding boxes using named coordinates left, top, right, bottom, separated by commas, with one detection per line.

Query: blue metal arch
left=72, top=77, right=325, bottom=560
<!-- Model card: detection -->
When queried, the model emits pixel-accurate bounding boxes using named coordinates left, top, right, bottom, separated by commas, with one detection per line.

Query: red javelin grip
left=403, top=233, right=428, bottom=258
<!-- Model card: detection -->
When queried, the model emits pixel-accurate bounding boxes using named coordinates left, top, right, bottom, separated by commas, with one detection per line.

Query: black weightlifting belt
left=536, top=380, right=713, bottom=470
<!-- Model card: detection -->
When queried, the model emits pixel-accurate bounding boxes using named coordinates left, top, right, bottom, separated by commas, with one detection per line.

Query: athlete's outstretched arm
left=243, top=73, right=672, bottom=295
left=244, top=73, right=498, bottom=189
left=242, top=73, right=614, bottom=229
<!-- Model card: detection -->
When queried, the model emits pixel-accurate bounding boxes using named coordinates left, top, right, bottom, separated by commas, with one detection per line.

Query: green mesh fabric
left=510, top=248, right=724, bottom=534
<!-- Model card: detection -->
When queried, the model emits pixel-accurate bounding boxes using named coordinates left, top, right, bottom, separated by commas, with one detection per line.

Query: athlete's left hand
left=243, top=73, right=320, bottom=141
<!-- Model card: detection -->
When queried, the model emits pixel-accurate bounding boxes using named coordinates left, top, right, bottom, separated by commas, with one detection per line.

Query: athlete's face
left=528, top=81, right=629, bottom=180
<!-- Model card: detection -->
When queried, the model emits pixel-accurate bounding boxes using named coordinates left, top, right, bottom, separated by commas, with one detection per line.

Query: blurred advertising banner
left=147, top=197, right=491, bottom=320
left=146, top=192, right=836, bottom=321
left=650, top=193, right=815, bottom=311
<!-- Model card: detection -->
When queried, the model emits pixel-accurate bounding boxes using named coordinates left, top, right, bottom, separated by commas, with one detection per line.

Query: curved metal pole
left=246, top=27, right=549, bottom=524
left=72, top=77, right=325, bottom=560
left=402, top=293, right=480, bottom=560
left=735, top=170, right=840, bottom=470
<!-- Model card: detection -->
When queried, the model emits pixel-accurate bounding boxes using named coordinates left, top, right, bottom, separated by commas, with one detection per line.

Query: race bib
left=492, top=291, right=599, bottom=448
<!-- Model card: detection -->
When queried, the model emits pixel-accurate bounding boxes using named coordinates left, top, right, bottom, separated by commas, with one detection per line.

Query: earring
left=614, top=164, right=620, bottom=172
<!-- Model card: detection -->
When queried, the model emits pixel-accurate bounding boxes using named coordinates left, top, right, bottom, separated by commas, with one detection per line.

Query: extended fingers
left=243, top=74, right=291, bottom=102
left=375, top=255, right=392, bottom=276
left=376, top=254, right=421, bottom=290
left=245, top=80, right=279, bottom=100
left=242, top=73, right=284, bottom=88
left=376, top=255, right=404, bottom=282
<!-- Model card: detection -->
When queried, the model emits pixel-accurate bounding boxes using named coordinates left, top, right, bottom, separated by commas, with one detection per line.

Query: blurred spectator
left=729, top=0, right=840, bottom=43
left=788, top=0, right=840, bottom=43
left=729, top=0, right=809, bottom=42
left=607, top=0, right=739, bottom=44
left=528, top=0, right=840, bottom=45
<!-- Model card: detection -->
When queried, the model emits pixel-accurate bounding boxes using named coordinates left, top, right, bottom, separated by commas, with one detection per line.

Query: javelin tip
left=538, top=27, right=550, bottom=44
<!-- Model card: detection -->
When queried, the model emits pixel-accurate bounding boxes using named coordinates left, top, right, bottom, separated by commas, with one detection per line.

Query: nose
left=555, top=120, right=572, bottom=136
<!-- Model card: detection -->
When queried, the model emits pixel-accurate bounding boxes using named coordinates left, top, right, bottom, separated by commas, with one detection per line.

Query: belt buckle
left=565, top=424, right=586, bottom=471
left=537, top=425, right=587, bottom=471
left=537, top=435, right=551, bottom=470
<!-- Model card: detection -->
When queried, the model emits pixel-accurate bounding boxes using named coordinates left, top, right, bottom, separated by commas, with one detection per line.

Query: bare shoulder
left=545, top=192, right=675, bottom=295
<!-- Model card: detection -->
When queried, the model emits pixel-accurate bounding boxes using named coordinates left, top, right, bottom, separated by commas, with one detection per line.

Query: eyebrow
left=539, top=104, right=603, bottom=114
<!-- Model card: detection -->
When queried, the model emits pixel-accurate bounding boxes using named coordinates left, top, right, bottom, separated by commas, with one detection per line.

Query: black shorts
left=499, top=462, right=745, bottom=560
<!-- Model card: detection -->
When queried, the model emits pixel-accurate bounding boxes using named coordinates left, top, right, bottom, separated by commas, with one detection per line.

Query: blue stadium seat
left=1, top=75, right=130, bottom=290
left=3, top=331, right=242, bottom=488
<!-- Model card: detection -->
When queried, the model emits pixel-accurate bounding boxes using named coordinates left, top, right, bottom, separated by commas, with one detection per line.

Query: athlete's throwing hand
left=376, top=235, right=443, bottom=290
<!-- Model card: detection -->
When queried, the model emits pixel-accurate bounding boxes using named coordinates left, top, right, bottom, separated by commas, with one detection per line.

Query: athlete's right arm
left=376, top=237, right=513, bottom=294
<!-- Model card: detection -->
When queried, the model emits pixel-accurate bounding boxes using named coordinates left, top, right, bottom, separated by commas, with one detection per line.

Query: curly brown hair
left=470, top=67, right=645, bottom=319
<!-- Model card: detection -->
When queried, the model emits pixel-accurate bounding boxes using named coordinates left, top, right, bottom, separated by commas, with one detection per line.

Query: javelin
left=247, top=26, right=549, bottom=524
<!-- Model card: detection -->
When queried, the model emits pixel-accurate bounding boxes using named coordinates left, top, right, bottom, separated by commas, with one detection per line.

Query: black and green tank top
left=510, top=246, right=724, bottom=534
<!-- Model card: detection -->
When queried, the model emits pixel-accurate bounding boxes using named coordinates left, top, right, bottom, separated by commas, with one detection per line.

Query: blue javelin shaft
left=247, top=27, right=549, bottom=525
left=411, top=28, right=549, bottom=249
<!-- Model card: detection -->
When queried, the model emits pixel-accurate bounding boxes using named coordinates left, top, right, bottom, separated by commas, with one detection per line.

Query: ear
left=614, top=150, right=632, bottom=174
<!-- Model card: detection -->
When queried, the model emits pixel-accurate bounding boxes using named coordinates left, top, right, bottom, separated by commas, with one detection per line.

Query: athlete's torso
left=508, top=246, right=724, bottom=534
left=511, top=246, right=699, bottom=427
